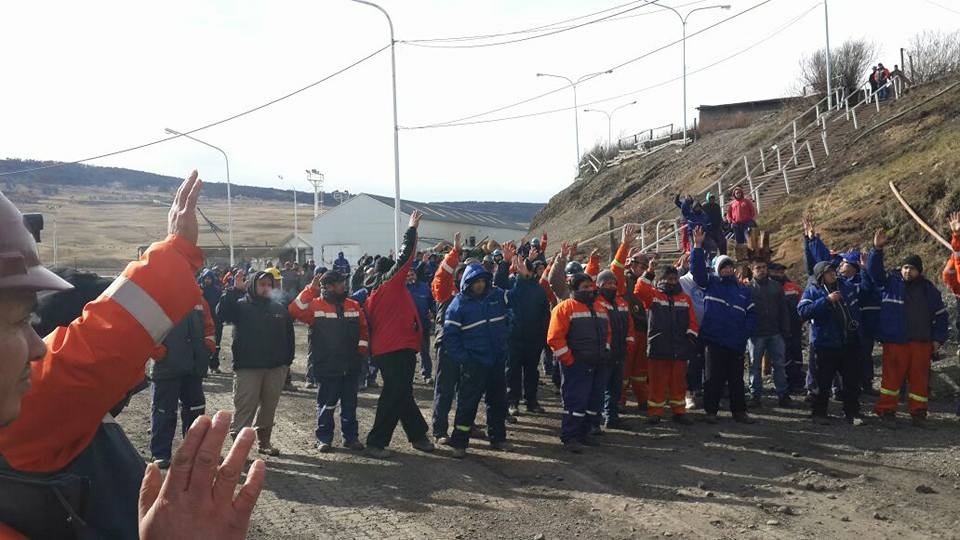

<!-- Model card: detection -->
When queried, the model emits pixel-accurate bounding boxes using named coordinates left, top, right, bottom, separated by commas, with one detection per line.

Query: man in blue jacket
left=798, top=261, right=864, bottom=424
left=443, top=260, right=527, bottom=458
left=867, top=230, right=948, bottom=427
left=407, top=267, right=436, bottom=384
left=690, top=228, right=757, bottom=424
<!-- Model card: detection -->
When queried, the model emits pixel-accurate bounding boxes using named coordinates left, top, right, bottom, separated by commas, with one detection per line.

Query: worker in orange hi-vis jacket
left=608, top=233, right=652, bottom=412
left=0, top=172, right=264, bottom=540
left=943, top=212, right=960, bottom=392
left=547, top=273, right=611, bottom=454
left=633, top=262, right=700, bottom=425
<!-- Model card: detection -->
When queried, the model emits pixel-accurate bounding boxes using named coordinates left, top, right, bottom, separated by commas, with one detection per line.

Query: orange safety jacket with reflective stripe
left=432, top=248, right=460, bottom=305
left=587, top=242, right=638, bottom=361
left=944, top=233, right=960, bottom=297
left=0, top=235, right=204, bottom=472
left=540, top=263, right=557, bottom=306
left=288, top=285, right=370, bottom=356
left=547, top=297, right=612, bottom=367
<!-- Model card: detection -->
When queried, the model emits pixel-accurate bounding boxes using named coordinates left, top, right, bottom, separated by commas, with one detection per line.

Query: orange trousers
left=874, top=342, right=933, bottom=417
left=621, top=333, right=649, bottom=407
left=647, top=359, right=688, bottom=417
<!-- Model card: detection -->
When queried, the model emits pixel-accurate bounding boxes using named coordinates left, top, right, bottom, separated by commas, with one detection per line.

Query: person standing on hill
left=725, top=186, right=757, bottom=245
left=702, top=192, right=726, bottom=255
left=363, top=210, right=436, bottom=458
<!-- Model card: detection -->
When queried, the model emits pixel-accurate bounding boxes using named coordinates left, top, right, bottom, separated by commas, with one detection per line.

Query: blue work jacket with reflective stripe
left=866, top=249, right=949, bottom=344
left=690, top=248, right=756, bottom=351
left=797, top=280, right=862, bottom=349
left=442, top=265, right=512, bottom=366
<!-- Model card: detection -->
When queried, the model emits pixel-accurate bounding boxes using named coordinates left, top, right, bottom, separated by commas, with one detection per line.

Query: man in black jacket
left=702, top=192, right=726, bottom=255
left=218, top=270, right=295, bottom=456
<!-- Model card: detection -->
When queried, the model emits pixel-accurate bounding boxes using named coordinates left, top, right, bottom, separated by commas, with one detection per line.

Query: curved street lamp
left=584, top=100, right=638, bottom=152
left=536, top=70, right=612, bottom=175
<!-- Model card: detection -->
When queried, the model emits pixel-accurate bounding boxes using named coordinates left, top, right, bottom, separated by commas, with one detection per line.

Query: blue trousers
left=315, top=373, right=360, bottom=444
left=602, top=363, right=622, bottom=424
left=588, top=365, right=615, bottom=427
left=748, top=335, right=787, bottom=397
left=432, top=349, right=460, bottom=438
left=560, top=361, right=599, bottom=443
left=686, top=340, right=705, bottom=393
left=150, top=376, right=205, bottom=460
left=450, top=361, right=507, bottom=449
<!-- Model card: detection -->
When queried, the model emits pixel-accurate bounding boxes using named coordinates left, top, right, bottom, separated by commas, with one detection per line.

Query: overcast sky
left=1, top=0, right=957, bottom=203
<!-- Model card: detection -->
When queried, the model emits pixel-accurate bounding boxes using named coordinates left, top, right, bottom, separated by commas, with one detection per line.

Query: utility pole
left=306, top=169, right=324, bottom=218
left=824, top=0, right=833, bottom=109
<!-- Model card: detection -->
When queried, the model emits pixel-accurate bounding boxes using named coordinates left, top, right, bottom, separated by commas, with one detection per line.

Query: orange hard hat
left=0, top=190, right=72, bottom=292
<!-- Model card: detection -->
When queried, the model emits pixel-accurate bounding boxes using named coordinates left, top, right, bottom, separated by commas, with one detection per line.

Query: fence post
left=845, top=97, right=850, bottom=120
left=640, top=223, right=646, bottom=251
left=760, top=148, right=767, bottom=172
left=782, top=168, right=791, bottom=194
left=608, top=216, right=617, bottom=258
left=743, top=155, right=755, bottom=195
left=717, top=179, right=724, bottom=207
left=754, top=189, right=761, bottom=213
left=806, top=140, right=816, bottom=168
left=791, top=140, right=799, bottom=166
left=821, top=129, right=829, bottom=157
left=673, top=221, right=680, bottom=252
left=875, top=93, right=881, bottom=112
left=815, top=102, right=821, bottom=124
left=852, top=106, right=859, bottom=130
left=792, top=120, right=797, bottom=141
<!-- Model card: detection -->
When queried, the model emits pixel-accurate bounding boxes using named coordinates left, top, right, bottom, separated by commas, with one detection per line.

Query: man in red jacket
left=364, top=210, right=436, bottom=458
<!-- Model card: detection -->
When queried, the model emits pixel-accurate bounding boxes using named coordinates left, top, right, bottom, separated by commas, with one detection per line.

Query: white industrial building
left=311, top=193, right=528, bottom=266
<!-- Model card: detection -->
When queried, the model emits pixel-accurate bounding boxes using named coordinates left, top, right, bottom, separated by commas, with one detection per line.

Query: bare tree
left=908, top=30, right=960, bottom=84
left=799, top=39, right=878, bottom=98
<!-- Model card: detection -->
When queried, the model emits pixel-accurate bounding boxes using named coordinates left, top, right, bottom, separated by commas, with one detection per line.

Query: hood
left=712, top=255, right=734, bottom=275
left=247, top=271, right=274, bottom=302
left=198, top=268, right=218, bottom=287
left=813, top=261, right=835, bottom=284
left=460, top=263, right=492, bottom=294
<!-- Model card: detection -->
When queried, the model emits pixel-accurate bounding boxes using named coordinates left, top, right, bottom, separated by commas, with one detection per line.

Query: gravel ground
left=117, top=325, right=960, bottom=539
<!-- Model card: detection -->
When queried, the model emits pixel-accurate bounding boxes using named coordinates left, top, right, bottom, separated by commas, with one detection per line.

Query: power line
left=0, top=44, right=391, bottom=178
left=401, top=0, right=710, bottom=47
left=401, top=2, right=816, bottom=130
left=923, top=0, right=960, bottom=16
left=405, top=0, right=779, bottom=129
left=403, top=0, right=654, bottom=43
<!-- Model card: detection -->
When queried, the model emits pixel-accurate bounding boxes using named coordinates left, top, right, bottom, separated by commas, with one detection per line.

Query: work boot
left=508, top=404, right=521, bottom=417
left=646, top=416, right=662, bottom=425
left=778, top=395, right=795, bottom=409
left=879, top=413, right=897, bottom=429
left=489, top=440, right=513, bottom=452
left=563, top=441, right=584, bottom=454
left=256, top=427, right=281, bottom=456
left=451, top=447, right=467, bottom=459
left=317, top=442, right=333, bottom=453
left=526, top=402, right=546, bottom=414
left=580, top=435, right=601, bottom=447
left=748, top=396, right=763, bottom=408
left=343, top=440, right=365, bottom=451
left=469, top=425, right=486, bottom=439
left=685, top=392, right=700, bottom=411
left=305, top=381, right=317, bottom=390
left=812, top=414, right=831, bottom=426
left=411, top=437, right=436, bottom=453
left=505, top=413, right=519, bottom=424
left=703, top=413, right=719, bottom=425
left=153, top=458, right=171, bottom=470
left=589, top=425, right=604, bottom=436
left=732, top=412, right=756, bottom=424
left=672, top=414, right=694, bottom=426
left=364, top=446, right=392, bottom=459
left=911, top=415, right=932, bottom=429
left=605, top=418, right=632, bottom=431
left=435, top=436, right=452, bottom=446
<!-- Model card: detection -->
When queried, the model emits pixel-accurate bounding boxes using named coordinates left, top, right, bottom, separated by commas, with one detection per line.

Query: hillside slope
left=531, top=76, right=960, bottom=280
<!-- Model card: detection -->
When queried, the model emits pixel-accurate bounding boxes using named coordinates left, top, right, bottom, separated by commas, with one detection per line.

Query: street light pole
left=584, top=100, right=637, bottom=152
left=537, top=70, right=612, bottom=176
left=657, top=3, right=731, bottom=145
left=824, top=0, right=833, bottom=109
left=352, top=0, right=402, bottom=254
left=164, top=127, right=234, bottom=267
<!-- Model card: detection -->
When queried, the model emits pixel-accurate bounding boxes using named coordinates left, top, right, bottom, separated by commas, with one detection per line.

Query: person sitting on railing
left=725, top=186, right=757, bottom=245
left=674, top=194, right=711, bottom=254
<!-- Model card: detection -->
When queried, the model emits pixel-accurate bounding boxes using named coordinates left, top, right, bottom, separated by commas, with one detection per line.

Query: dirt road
left=117, top=325, right=960, bottom=539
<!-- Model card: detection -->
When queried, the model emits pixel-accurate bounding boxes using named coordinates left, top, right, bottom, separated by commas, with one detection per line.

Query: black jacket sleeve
left=384, top=226, right=417, bottom=283
left=493, top=261, right=511, bottom=290
left=216, top=288, right=244, bottom=324
left=285, top=314, right=295, bottom=364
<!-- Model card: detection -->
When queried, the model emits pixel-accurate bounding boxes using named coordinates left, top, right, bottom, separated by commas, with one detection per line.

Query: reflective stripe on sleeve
left=441, top=262, right=454, bottom=274
left=553, top=346, right=569, bottom=356
left=101, top=276, right=173, bottom=344
left=294, top=297, right=310, bottom=310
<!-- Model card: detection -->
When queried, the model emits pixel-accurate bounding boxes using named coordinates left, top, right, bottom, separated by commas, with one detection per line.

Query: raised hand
left=692, top=225, right=705, bottom=247
left=621, top=223, right=638, bottom=246
left=311, top=273, right=323, bottom=290
left=529, top=246, right=541, bottom=261
left=409, top=210, right=424, bottom=228
left=233, top=272, right=248, bottom=291
left=502, top=241, right=517, bottom=262
left=560, top=242, right=570, bottom=258
left=590, top=248, right=600, bottom=259
left=139, top=412, right=265, bottom=540
left=168, top=170, right=202, bottom=245
left=515, top=255, right=532, bottom=278
left=569, top=242, right=578, bottom=258
left=949, top=211, right=960, bottom=234
left=453, top=232, right=462, bottom=252
left=873, top=228, right=888, bottom=249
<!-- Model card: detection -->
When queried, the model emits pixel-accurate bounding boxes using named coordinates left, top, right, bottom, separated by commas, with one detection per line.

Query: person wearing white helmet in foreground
left=0, top=171, right=264, bottom=539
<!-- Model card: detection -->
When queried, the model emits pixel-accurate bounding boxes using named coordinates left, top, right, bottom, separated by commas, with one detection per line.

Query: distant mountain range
left=0, top=159, right=543, bottom=223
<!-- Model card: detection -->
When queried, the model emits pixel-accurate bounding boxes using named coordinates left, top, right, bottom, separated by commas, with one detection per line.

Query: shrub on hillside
left=799, top=38, right=878, bottom=97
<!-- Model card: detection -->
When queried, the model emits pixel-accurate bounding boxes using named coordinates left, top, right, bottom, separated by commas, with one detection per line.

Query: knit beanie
left=901, top=254, right=923, bottom=274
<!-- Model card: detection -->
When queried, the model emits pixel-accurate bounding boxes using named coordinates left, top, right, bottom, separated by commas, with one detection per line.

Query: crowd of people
left=1, top=170, right=959, bottom=537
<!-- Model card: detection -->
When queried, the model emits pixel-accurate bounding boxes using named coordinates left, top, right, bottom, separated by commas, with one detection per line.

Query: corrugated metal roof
left=363, top=193, right=526, bottom=230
